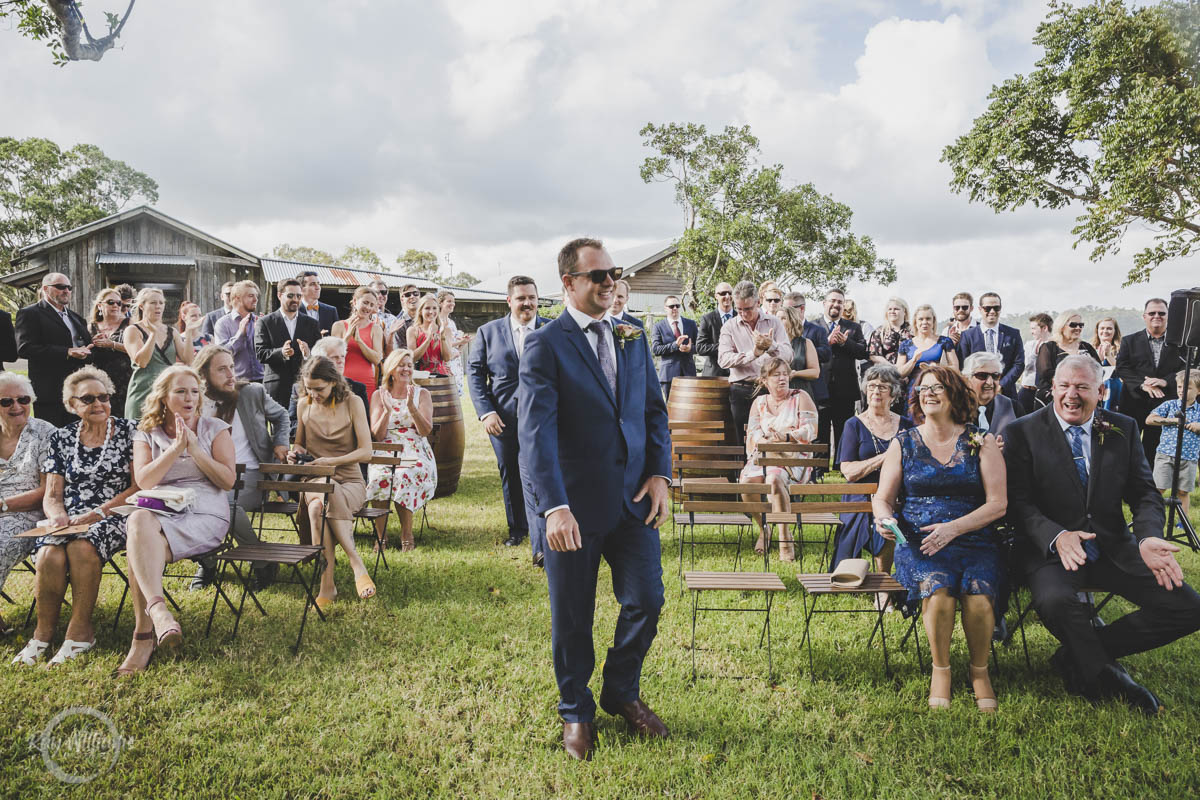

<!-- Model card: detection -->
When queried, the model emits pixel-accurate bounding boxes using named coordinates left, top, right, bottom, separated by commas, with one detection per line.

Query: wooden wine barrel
left=667, top=376, right=735, bottom=444
left=415, top=375, right=465, bottom=498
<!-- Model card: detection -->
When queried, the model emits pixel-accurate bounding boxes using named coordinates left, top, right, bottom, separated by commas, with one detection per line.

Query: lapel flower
left=1094, top=411, right=1124, bottom=446
left=613, top=323, right=643, bottom=350
left=966, top=429, right=986, bottom=456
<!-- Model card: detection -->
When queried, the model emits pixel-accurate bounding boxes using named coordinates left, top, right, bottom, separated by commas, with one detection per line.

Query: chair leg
left=109, top=558, right=130, bottom=635
left=689, top=589, right=699, bottom=683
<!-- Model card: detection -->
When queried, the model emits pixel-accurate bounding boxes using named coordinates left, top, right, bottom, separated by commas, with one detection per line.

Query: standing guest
left=370, top=280, right=398, bottom=331
left=843, top=298, right=872, bottom=342
left=873, top=365, right=1007, bottom=712
left=867, top=298, right=912, bottom=367
left=385, top=283, right=422, bottom=353
left=255, top=278, right=321, bottom=410
left=122, top=288, right=192, bottom=419
left=191, top=345, right=290, bottom=591
left=292, top=338, right=370, bottom=424
left=177, top=302, right=210, bottom=353
left=758, top=281, right=780, bottom=305
left=957, top=292, right=1024, bottom=399
left=1035, top=311, right=1101, bottom=406
left=213, top=280, right=263, bottom=383
left=467, top=276, right=550, bottom=557
left=15, top=368, right=136, bottom=667
left=831, top=365, right=912, bottom=606
left=291, top=356, right=374, bottom=609
left=297, top=271, right=338, bottom=335
left=1116, top=298, right=1189, bottom=464
left=0, top=308, right=16, bottom=370
left=201, top=281, right=235, bottom=341
left=779, top=306, right=819, bottom=397
left=1093, top=317, right=1123, bottom=411
left=696, top=282, right=735, bottom=377
left=897, top=304, right=959, bottom=401
left=790, top=294, right=833, bottom=428
left=366, top=349, right=437, bottom=552
left=651, top=295, right=697, bottom=400
left=519, top=237, right=672, bottom=761
left=1018, top=313, right=1053, bottom=414
left=1006, top=355, right=1200, bottom=714
left=821, top=288, right=869, bottom=464
left=87, top=287, right=132, bottom=415
left=406, top=293, right=453, bottom=378
left=0, top=374, right=54, bottom=636
left=761, top=287, right=784, bottom=317
left=1145, top=369, right=1200, bottom=521
left=15, top=273, right=93, bottom=427
left=333, top=286, right=385, bottom=400
left=438, top=290, right=471, bottom=395
left=114, top=284, right=136, bottom=319
left=942, top=291, right=976, bottom=345
left=116, top=366, right=235, bottom=676
left=718, top=281, right=793, bottom=446
left=740, top=357, right=819, bottom=561
left=608, top=279, right=644, bottom=328
left=964, top=352, right=1017, bottom=440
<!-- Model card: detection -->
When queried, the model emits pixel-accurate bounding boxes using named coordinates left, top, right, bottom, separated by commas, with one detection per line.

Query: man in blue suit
left=957, top=291, right=1024, bottom=400
left=297, top=271, right=340, bottom=335
left=651, top=295, right=697, bottom=400
left=608, top=278, right=644, bottom=328
left=467, top=276, right=550, bottom=562
left=519, top=237, right=672, bottom=761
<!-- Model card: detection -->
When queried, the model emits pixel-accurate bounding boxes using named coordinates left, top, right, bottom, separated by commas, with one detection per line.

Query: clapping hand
left=68, top=345, right=93, bottom=359
left=829, top=327, right=847, bottom=346
left=947, top=327, right=961, bottom=346
left=678, top=335, right=692, bottom=353
left=298, top=339, right=310, bottom=359
left=752, top=332, right=773, bottom=355
left=175, top=414, right=199, bottom=456
left=236, top=313, right=252, bottom=337
left=1141, top=538, right=1184, bottom=590
left=282, top=339, right=295, bottom=359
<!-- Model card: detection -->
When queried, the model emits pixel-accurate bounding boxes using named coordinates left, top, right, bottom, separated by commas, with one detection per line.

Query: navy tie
left=1067, top=425, right=1100, bottom=562
left=722, top=311, right=733, bottom=324
left=588, top=321, right=617, bottom=398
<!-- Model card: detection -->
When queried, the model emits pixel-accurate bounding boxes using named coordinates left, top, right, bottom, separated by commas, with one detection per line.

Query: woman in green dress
left=122, top=288, right=192, bottom=419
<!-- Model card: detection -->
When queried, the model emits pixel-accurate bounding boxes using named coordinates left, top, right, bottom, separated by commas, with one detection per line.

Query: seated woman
left=872, top=364, right=1006, bottom=712
left=117, top=366, right=235, bottom=676
left=739, top=357, right=818, bottom=562
left=14, top=368, right=137, bottom=666
left=0, top=374, right=56, bottom=637
left=366, top=349, right=437, bottom=552
left=291, top=356, right=374, bottom=608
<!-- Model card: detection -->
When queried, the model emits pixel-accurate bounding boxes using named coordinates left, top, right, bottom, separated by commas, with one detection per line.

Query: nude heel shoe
left=970, top=664, right=998, bottom=713
left=929, top=664, right=951, bottom=710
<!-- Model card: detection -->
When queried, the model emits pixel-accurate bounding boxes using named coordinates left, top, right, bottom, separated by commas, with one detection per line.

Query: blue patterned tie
left=722, top=311, right=733, bottom=324
left=1067, top=425, right=1100, bottom=562
left=588, top=321, right=617, bottom=397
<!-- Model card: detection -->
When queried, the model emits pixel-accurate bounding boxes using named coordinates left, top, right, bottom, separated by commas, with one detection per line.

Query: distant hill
left=1001, top=306, right=1145, bottom=340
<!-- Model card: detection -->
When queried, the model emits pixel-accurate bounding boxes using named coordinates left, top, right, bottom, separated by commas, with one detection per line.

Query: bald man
left=15, top=273, right=93, bottom=426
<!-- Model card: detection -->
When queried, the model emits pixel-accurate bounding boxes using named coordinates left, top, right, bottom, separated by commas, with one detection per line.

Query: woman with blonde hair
left=1093, top=317, right=1123, bottom=410
left=87, top=287, right=132, bottom=417
left=366, top=348, right=437, bottom=551
left=868, top=297, right=912, bottom=367
left=407, top=293, right=455, bottom=377
left=332, top=286, right=384, bottom=401
left=122, top=287, right=191, bottom=419
left=1034, top=310, right=1100, bottom=405
left=778, top=305, right=819, bottom=398
left=896, top=304, right=958, bottom=400
left=437, top=290, right=471, bottom=394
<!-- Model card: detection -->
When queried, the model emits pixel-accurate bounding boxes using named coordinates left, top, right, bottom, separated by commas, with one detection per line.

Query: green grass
left=2, top=395, right=1200, bottom=798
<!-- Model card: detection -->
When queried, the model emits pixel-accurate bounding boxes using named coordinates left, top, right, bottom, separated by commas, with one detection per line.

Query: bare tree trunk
left=47, top=0, right=135, bottom=62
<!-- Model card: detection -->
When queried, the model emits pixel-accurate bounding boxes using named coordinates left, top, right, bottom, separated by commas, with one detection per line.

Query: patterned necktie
left=588, top=321, right=617, bottom=397
left=1067, top=425, right=1100, bottom=562
left=977, top=405, right=989, bottom=432
left=986, top=328, right=996, bottom=354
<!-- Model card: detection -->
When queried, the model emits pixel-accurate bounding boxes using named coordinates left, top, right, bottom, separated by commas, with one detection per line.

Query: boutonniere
left=1094, top=413, right=1124, bottom=446
left=613, top=323, right=643, bottom=350
left=967, top=429, right=986, bottom=456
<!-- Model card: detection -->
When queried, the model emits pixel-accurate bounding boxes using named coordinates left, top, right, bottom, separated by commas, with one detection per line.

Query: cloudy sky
left=3, top=0, right=1194, bottom=318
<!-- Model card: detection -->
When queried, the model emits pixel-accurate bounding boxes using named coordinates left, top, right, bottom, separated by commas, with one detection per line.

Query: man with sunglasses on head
left=651, top=295, right=697, bottom=401
left=297, top=271, right=338, bottom=335
left=956, top=292, right=1024, bottom=402
left=15, top=273, right=92, bottom=427
left=1116, top=298, right=1194, bottom=463
left=718, top=281, right=793, bottom=446
left=696, top=282, right=734, bottom=377
left=519, top=237, right=671, bottom=761
left=942, top=291, right=977, bottom=345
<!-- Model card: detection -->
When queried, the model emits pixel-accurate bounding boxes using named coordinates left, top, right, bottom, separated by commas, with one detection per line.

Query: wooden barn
left=2, top=205, right=262, bottom=320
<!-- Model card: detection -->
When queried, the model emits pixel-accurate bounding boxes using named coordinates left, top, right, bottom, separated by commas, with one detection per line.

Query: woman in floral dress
left=366, top=348, right=437, bottom=551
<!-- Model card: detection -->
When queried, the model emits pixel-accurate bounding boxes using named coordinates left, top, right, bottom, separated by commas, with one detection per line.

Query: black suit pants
left=818, top=398, right=856, bottom=469
left=728, top=381, right=761, bottom=447
left=33, top=400, right=72, bottom=429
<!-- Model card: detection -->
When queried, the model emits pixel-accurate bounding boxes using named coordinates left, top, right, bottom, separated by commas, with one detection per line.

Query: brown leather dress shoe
left=599, top=696, right=670, bottom=739
left=562, top=721, right=595, bottom=760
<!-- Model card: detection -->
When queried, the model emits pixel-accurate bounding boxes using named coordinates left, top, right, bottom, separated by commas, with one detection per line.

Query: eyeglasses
left=102, top=299, right=121, bottom=306
left=980, top=305, right=1001, bottom=313
left=402, top=291, right=420, bottom=298
left=915, top=384, right=947, bottom=396
left=864, top=384, right=890, bottom=394
left=48, top=284, right=72, bottom=291
left=1067, top=322, right=1086, bottom=330
left=665, top=304, right=680, bottom=309
left=71, top=393, right=110, bottom=405
left=0, top=396, right=31, bottom=408
left=972, top=372, right=1001, bottom=382
left=715, top=291, right=732, bottom=297
left=121, top=303, right=132, bottom=310
left=566, top=267, right=623, bottom=284
left=1146, top=311, right=1167, bottom=317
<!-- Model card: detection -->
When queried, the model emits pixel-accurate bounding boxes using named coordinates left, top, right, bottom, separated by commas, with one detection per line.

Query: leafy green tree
left=0, top=0, right=137, bottom=64
left=640, top=122, right=894, bottom=310
left=942, top=0, right=1200, bottom=285
left=338, top=245, right=384, bottom=272
left=269, top=244, right=336, bottom=265
left=443, top=271, right=480, bottom=288
left=396, top=248, right=441, bottom=279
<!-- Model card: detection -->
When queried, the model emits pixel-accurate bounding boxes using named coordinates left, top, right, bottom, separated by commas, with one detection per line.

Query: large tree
left=395, top=248, right=441, bottom=279
left=640, top=122, right=894, bottom=309
left=0, top=0, right=136, bottom=64
left=269, top=244, right=336, bottom=265
left=942, top=0, right=1200, bottom=285
left=339, top=245, right=384, bottom=272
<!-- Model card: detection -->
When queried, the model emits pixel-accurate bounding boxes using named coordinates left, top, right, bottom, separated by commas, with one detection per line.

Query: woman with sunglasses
left=88, top=288, right=132, bottom=416
left=1035, top=310, right=1101, bottom=406
left=15, top=368, right=137, bottom=667
left=0, top=374, right=56, bottom=637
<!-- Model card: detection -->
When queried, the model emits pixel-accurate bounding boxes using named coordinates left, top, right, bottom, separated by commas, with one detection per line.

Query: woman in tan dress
left=291, top=356, right=374, bottom=609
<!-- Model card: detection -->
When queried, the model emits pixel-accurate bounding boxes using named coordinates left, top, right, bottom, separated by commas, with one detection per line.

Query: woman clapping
left=332, top=287, right=384, bottom=401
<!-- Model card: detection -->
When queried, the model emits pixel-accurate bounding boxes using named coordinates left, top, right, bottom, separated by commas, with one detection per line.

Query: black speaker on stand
left=1164, top=287, right=1200, bottom=550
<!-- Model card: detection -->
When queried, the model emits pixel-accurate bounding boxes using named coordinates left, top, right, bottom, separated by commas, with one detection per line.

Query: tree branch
left=47, top=0, right=134, bottom=62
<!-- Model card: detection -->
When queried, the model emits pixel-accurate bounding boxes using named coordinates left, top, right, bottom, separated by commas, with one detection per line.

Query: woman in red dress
left=406, top=293, right=454, bottom=377
left=332, top=286, right=384, bottom=399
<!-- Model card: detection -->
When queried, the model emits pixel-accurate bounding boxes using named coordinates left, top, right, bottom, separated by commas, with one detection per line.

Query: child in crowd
left=1146, top=369, right=1200, bottom=521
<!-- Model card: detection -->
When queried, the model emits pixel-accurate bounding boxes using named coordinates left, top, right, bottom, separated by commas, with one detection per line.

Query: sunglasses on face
left=972, top=372, right=1001, bottom=382
left=72, top=393, right=110, bottom=405
left=282, top=293, right=301, bottom=300
left=402, top=291, right=420, bottom=298
left=981, top=305, right=1001, bottom=313
left=715, top=291, right=732, bottom=297
left=666, top=304, right=681, bottom=309
left=953, top=305, right=970, bottom=311
left=566, top=267, right=623, bottom=284
left=1146, top=311, right=1167, bottom=317
left=48, top=284, right=72, bottom=291
left=0, top=396, right=31, bottom=408
left=102, top=299, right=121, bottom=306
left=764, top=297, right=782, bottom=303
left=1067, top=322, right=1086, bottom=330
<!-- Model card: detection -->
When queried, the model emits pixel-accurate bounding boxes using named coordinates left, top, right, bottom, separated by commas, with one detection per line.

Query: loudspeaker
left=1166, top=288, right=1200, bottom=348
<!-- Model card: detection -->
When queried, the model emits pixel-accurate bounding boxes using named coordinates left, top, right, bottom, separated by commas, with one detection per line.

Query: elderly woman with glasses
left=0, top=374, right=56, bottom=636
left=13, top=368, right=137, bottom=667
left=1035, top=310, right=1101, bottom=406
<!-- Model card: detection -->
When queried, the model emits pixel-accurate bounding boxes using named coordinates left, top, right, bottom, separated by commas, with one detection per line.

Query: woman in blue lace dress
left=872, top=364, right=1007, bottom=713
left=896, top=304, right=958, bottom=402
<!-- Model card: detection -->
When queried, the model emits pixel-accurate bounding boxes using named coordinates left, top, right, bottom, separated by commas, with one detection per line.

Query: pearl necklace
left=73, top=417, right=114, bottom=476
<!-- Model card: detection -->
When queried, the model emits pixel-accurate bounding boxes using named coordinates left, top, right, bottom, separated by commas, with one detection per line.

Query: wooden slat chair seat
left=206, top=463, right=335, bottom=653
left=679, top=481, right=776, bottom=577
left=668, top=419, right=726, bottom=431
left=353, top=443, right=416, bottom=578
left=761, top=482, right=879, bottom=565
left=684, top=570, right=786, bottom=682
left=669, top=442, right=746, bottom=516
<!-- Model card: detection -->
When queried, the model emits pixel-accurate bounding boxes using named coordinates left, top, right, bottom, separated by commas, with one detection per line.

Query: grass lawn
left=3, top=394, right=1200, bottom=798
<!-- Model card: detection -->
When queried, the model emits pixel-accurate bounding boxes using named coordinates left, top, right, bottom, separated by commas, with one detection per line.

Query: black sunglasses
left=0, top=396, right=31, bottom=408
left=764, top=297, right=782, bottom=303
left=1067, top=322, right=1086, bottom=329
left=972, top=372, right=1001, bottom=382
left=48, top=284, right=73, bottom=291
left=567, top=267, right=623, bottom=284
left=715, top=291, right=732, bottom=297
left=666, top=304, right=681, bottom=309
left=980, top=305, right=1001, bottom=312
left=102, top=299, right=121, bottom=306
left=402, top=291, right=420, bottom=298
left=953, top=304, right=970, bottom=311
left=1146, top=310, right=1167, bottom=317
left=72, top=393, right=111, bottom=405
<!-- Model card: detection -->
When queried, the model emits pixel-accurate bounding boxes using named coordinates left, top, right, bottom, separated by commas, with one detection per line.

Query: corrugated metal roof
left=96, top=253, right=197, bottom=267
left=260, top=258, right=509, bottom=303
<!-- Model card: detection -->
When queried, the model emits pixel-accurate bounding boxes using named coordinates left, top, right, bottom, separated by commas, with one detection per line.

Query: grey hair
left=962, top=351, right=1003, bottom=375
left=61, top=366, right=114, bottom=415
left=311, top=336, right=347, bottom=358
left=733, top=280, right=757, bottom=303
left=860, top=363, right=903, bottom=400
left=0, top=372, right=35, bottom=403
left=1057, top=354, right=1104, bottom=385
left=784, top=291, right=805, bottom=306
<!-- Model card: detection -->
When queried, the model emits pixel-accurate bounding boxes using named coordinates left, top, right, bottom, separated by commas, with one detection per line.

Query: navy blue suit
left=518, top=309, right=671, bottom=723
left=803, top=320, right=832, bottom=405
left=651, top=316, right=698, bottom=399
left=467, top=314, right=550, bottom=554
left=957, top=324, right=1024, bottom=398
left=616, top=310, right=644, bottom=329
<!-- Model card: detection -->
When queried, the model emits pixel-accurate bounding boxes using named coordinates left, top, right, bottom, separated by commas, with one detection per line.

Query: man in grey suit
left=192, top=344, right=291, bottom=590
left=964, top=352, right=1017, bottom=441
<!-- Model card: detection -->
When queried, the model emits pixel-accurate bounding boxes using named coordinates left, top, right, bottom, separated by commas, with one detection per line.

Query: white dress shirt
left=478, top=314, right=536, bottom=423
left=281, top=309, right=298, bottom=340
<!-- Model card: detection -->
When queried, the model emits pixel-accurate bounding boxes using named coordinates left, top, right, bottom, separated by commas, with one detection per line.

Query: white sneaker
left=12, top=638, right=51, bottom=666
left=48, top=639, right=95, bottom=667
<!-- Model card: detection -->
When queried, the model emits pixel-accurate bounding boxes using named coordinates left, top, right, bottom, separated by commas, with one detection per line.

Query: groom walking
left=519, top=237, right=672, bottom=760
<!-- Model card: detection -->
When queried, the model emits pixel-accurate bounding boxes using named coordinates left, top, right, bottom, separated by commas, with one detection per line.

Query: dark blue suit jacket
left=651, top=317, right=698, bottom=383
left=467, top=314, right=551, bottom=433
left=803, top=320, right=832, bottom=404
left=518, top=311, right=671, bottom=534
left=957, top=324, right=1024, bottom=396
left=300, top=301, right=340, bottom=334
left=616, top=311, right=644, bottom=329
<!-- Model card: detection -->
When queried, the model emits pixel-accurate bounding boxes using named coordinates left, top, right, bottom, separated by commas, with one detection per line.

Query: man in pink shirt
left=717, top=280, right=793, bottom=445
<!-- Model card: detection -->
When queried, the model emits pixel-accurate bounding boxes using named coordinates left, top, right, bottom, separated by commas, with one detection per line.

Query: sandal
left=929, top=664, right=951, bottom=710
left=12, top=638, right=51, bottom=666
left=315, top=593, right=334, bottom=612
left=48, top=639, right=95, bottom=667
left=145, top=596, right=182, bottom=651
left=970, top=664, right=998, bottom=713
left=355, top=572, right=376, bottom=600
left=112, top=631, right=157, bottom=678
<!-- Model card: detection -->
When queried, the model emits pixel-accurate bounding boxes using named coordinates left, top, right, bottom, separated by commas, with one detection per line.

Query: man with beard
left=214, top=280, right=264, bottom=382
left=942, top=291, right=976, bottom=345
left=256, top=278, right=322, bottom=411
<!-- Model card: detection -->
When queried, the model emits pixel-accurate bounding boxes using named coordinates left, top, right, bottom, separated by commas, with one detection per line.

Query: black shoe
left=189, top=564, right=215, bottom=591
left=992, top=617, right=1008, bottom=643
left=1095, top=663, right=1162, bottom=716
left=252, top=564, right=279, bottom=592
left=533, top=551, right=545, bottom=568
left=1050, top=645, right=1086, bottom=697
left=503, top=534, right=525, bottom=547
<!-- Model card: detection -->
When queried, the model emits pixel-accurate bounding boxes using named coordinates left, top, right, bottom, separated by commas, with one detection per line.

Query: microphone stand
left=1165, top=344, right=1199, bottom=551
